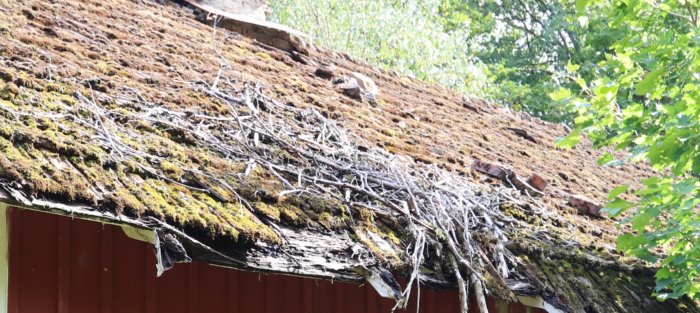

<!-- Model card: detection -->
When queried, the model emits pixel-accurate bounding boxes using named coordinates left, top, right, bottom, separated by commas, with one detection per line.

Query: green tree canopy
left=560, top=0, right=700, bottom=300
left=270, top=0, right=493, bottom=96
left=270, top=0, right=604, bottom=122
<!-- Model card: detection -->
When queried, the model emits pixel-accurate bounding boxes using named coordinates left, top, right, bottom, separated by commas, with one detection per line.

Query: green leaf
left=556, top=128, right=581, bottom=148
left=674, top=179, right=696, bottom=195
left=608, top=184, right=629, bottom=200
left=549, top=88, right=572, bottom=101
left=656, top=267, right=672, bottom=280
left=566, top=61, right=580, bottom=73
left=575, top=0, right=589, bottom=13
left=641, top=177, right=661, bottom=186
left=596, top=152, right=615, bottom=166
left=634, top=69, right=665, bottom=96
left=617, top=233, right=647, bottom=252
left=632, top=212, right=653, bottom=231
left=602, top=197, right=634, bottom=216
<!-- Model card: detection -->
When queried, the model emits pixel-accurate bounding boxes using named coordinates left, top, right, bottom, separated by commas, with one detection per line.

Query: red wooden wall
left=7, top=207, right=542, bottom=313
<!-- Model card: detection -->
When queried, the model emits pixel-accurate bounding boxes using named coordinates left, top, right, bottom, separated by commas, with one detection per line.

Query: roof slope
left=0, top=1, right=695, bottom=312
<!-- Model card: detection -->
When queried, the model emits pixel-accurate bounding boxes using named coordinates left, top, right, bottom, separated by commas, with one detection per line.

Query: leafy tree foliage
left=269, top=0, right=493, bottom=96
left=270, top=0, right=610, bottom=123
left=558, top=0, right=700, bottom=300
left=439, top=0, right=619, bottom=122
left=441, top=0, right=577, bottom=122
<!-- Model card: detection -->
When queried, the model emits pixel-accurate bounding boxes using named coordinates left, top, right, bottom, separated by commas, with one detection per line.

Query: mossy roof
left=0, top=0, right=696, bottom=312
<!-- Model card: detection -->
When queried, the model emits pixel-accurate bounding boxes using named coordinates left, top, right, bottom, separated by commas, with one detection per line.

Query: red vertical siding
left=7, top=208, right=546, bottom=313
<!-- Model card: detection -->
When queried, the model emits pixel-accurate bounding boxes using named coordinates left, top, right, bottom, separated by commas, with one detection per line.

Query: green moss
left=0, top=82, right=20, bottom=100
left=505, top=237, right=687, bottom=312
left=253, top=201, right=281, bottom=221
left=286, top=77, right=309, bottom=92
left=278, top=203, right=310, bottom=225
left=380, top=225, right=402, bottom=245
left=358, top=208, right=375, bottom=226
left=0, top=44, right=410, bottom=255
left=159, top=160, right=184, bottom=178
left=381, top=128, right=397, bottom=137
left=501, top=202, right=540, bottom=225
left=317, top=212, right=337, bottom=229
left=0, top=137, right=97, bottom=203
left=354, top=226, right=402, bottom=267
left=14, top=71, right=42, bottom=91
left=254, top=51, right=273, bottom=60
left=225, top=202, right=280, bottom=243
left=95, top=61, right=116, bottom=76
left=108, top=188, right=147, bottom=214
left=0, top=68, right=15, bottom=82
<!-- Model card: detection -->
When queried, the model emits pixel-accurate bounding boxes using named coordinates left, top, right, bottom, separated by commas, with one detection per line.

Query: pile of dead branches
left=0, top=76, right=524, bottom=313
left=125, top=78, right=518, bottom=312
left=0, top=79, right=521, bottom=313
left=0, top=38, right=526, bottom=313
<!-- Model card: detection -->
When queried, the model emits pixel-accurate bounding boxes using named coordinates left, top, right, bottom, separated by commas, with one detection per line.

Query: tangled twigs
left=0, top=76, right=521, bottom=313
left=197, top=82, right=511, bottom=313
left=451, top=256, right=470, bottom=313
left=471, top=272, right=489, bottom=313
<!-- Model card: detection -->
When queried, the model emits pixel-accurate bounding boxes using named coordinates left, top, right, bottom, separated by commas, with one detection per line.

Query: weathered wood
left=244, top=227, right=368, bottom=279
left=181, top=0, right=311, bottom=54
left=0, top=185, right=418, bottom=290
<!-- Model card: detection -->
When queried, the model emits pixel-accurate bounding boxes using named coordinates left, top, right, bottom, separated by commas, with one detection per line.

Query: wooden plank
left=365, top=282, right=379, bottom=313
left=238, top=271, right=264, bottom=313
left=57, top=217, right=71, bottom=313
left=436, top=288, right=460, bottom=313
left=3, top=206, right=478, bottom=313
left=333, top=281, right=345, bottom=313
left=422, top=288, right=435, bottom=313
left=302, top=278, right=313, bottom=313
left=344, top=282, right=364, bottom=313
left=187, top=264, right=199, bottom=313
left=312, top=279, right=333, bottom=313
left=278, top=275, right=301, bottom=313
left=5, top=207, right=16, bottom=313
left=378, top=291, right=395, bottom=313
left=198, top=265, right=226, bottom=313
left=156, top=262, right=187, bottom=313
left=0, top=192, right=375, bottom=286
left=101, top=225, right=113, bottom=313
left=226, top=269, right=239, bottom=313
left=112, top=225, right=146, bottom=313
left=264, top=273, right=278, bottom=313
left=144, top=245, right=157, bottom=313
left=21, top=210, right=59, bottom=311
left=69, top=219, right=102, bottom=313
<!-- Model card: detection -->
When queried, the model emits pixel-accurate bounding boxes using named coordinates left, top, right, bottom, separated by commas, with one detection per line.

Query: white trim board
left=0, top=203, right=8, bottom=313
left=518, top=295, right=565, bottom=313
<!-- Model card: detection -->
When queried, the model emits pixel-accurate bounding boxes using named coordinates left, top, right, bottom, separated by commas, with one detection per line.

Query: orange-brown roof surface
left=0, top=1, right=694, bottom=312
left=0, top=0, right=645, bottom=241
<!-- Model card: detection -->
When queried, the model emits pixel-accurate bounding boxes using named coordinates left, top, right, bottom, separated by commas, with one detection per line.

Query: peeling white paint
left=518, top=295, right=566, bottom=313
left=121, top=225, right=157, bottom=244
left=365, top=269, right=397, bottom=299
left=121, top=225, right=164, bottom=277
